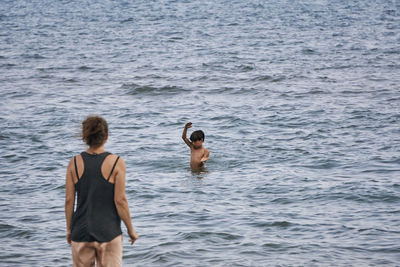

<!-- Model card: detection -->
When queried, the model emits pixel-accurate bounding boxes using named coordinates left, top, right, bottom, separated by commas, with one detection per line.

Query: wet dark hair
left=190, top=130, right=205, bottom=142
left=82, top=115, right=108, bottom=147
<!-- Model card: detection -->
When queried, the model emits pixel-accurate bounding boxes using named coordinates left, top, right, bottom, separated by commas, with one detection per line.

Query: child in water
left=182, top=122, right=210, bottom=170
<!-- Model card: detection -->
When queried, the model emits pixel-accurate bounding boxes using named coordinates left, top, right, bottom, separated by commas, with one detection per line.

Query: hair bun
left=82, top=116, right=109, bottom=147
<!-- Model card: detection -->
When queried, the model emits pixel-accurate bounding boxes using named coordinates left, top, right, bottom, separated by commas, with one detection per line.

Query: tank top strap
left=107, top=156, right=120, bottom=181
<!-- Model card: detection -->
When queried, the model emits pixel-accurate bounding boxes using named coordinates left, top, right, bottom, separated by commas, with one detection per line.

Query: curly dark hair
left=82, top=115, right=108, bottom=147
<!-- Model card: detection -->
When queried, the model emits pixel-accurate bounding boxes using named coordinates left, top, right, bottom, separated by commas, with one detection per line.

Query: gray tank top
left=71, top=152, right=122, bottom=242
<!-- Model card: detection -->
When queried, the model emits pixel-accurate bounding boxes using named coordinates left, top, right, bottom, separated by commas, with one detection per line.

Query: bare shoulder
left=67, top=154, right=84, bottom=182
left=102, top=154, right=126, bottom=174
left=109, top=154, right=126, bottom=165
left=66, top=157, right=74, bottom=173
left=113, top=155, right=126, bottom=170
left=117, top=155, right=126, bottom=166
left=68, top=154, right=81, bottom=167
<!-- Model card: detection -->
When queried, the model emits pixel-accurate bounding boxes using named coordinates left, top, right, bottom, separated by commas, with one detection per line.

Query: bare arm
left=65, top=158, right=75, bottom=245
left=201, top=149, right=210, bottom=163
left=182, top=122, right=193, bottom=148
left=114, top=157, right=139, bottom=245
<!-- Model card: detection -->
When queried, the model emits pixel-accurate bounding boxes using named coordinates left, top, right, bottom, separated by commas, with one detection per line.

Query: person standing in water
left=182, top=122, right=210, bottom=170
left=65, top=115, right=138, bottom=266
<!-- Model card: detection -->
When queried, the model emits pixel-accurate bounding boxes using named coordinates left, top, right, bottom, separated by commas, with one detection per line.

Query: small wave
left=177, top=231, right=243, bottom=241
left=293, top=88, right=331, bottom=98
left=255, top=75, right=273, bottom=81
left=253, top=74, right=286, bottom=82
left=383, top=48, right=400, bottom=55
left=361, top=168, right=400, bottom=174
left=0, top=223, right=15, bottom=232
left=0, top=63, right=16, bottom=69
left=249, top=220, right=293, bottom=228
left=0, top=225, right=34, bottom=239
left=22, top=54, right=46, bottom=59
left=37, top=66, right=69, bottom=72
left=62, top=78, right=78, bottom=83
left=300, top=160, right=340, bottom=170
left=168, top=36, right=184, bottom=42
left=122, top=83, right=186, bottom=96
left=137, top=193, right=159, bottom=199
left=262, top=242, right=286, bottom=249
left=237, top=64, right=255, bottom=72
left=121, top=17, right=134, bottom=23
left=158, top=241, right=181, bottom=247
left=270, top=197, right=294, bottom=204
left=301, top=47, right=318, bottom=55
left=310, top=189, right=400, bottom=203
left=77, top=66, right=92, bottom=71
left=150, top=250, right=194, bottom=264
left=209, top=115, right=250, bottom=127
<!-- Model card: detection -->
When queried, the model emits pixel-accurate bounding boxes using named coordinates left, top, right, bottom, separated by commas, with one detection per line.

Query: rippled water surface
left=1, top=0, right=399, bottom=266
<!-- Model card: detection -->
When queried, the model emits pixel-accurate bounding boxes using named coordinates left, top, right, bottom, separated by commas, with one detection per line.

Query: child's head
left=190, top=130, right=205, bottom=148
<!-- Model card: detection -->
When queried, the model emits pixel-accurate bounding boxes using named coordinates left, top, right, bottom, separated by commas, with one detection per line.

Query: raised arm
left=114, top=157, right=139, bottom=245
left=182, top=122, right=193, bottom=148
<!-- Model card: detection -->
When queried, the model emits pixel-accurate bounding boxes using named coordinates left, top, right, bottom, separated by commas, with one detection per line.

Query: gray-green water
left=0, top=0, right=399, bottom=266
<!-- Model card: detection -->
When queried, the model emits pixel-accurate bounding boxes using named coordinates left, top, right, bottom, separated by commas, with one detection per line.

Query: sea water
left=0, top=0, right=399, bottom=266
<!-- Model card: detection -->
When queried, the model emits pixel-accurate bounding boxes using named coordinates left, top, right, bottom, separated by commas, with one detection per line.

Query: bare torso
left=190, top=147, right=209, bottom=169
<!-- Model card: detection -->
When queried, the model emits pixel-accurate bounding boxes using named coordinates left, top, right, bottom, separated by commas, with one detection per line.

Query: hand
left=66, top=231, right=72, bottom=245
left=128, top=230, right=139, bottom=245
left=200, top=157, right=209, bottom=163
left=184, top=122, right=192, bottom=129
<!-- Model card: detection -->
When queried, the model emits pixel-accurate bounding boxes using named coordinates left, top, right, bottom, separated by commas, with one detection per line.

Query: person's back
left=71, top=151, right=122, bottom=242
left=65, top=115, right=139, bottom=267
